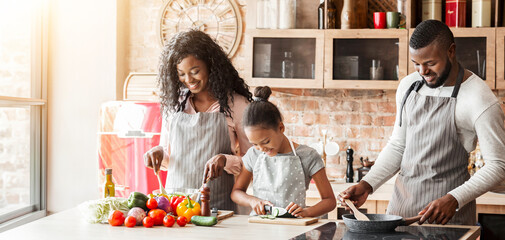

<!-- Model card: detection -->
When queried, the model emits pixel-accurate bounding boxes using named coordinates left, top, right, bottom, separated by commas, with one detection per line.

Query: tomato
left=163, top=215, right=175, bottom=227
left=176, top=216, right=187, bottom=227
left=124, top=216, right=137, bottom=228
left=143, top=216, right=154, bottom=228
left=148, top=209, right=167, bottom=226
left=108, top=210, right=125, bottom=226
left=146, top=198, right=158, bottom=210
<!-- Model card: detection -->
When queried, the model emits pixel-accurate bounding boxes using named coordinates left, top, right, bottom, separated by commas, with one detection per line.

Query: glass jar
left=281, top=51, right=294, bottom=78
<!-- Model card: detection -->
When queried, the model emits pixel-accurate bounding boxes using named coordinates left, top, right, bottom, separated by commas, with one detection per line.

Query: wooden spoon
left=151, top=158, right=168, bottom=195
left=344, top=199, right=370, bottom=221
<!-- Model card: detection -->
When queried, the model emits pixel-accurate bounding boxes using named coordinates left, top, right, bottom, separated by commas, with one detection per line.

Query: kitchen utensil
left=344, top=199, right=369, bottom=221
left=343, top=214, right=422, bottom=233
left=154, top=171, right=168, bottom=195
left=216, top=210, right=234, bottom=220
left=248, top=216, right=318, bottom=225
left=325, top=141, right=339, bottom=156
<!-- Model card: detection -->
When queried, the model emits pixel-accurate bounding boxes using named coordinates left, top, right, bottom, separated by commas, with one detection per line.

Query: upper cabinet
left=244, top=30, right=324, bottom=88
left=244, top=0, right=503, bottom=90
left=324, top=29, right=408, bottom=89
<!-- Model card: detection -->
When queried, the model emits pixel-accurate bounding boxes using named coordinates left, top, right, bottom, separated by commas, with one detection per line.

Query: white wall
left=47, top=0, right=117, bottom=213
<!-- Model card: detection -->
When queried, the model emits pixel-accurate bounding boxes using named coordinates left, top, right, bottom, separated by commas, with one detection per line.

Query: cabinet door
left=408, top=27, right=496, bottom=89
left=497, top=28, right=505, bottom=89
left=324, top=29, right=408, bottom=89
left=244, top=29, right=324, bottom=88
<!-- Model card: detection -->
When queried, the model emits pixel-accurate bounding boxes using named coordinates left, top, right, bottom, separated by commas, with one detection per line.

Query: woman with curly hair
left=143, top=30, right=252, bottom=211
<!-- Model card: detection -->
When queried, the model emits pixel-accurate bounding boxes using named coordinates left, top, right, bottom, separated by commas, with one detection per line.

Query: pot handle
left=401, top=215, right=423, bottom=226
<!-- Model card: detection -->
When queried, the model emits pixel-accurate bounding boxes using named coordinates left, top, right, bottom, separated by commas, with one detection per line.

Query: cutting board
left=216, top=210, right=234, bottom=221
left=248, top=216, right=318, bottom=226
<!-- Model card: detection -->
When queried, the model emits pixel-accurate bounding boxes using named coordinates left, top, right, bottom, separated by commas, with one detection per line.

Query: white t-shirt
left=362, top=71, right=505, bottom=208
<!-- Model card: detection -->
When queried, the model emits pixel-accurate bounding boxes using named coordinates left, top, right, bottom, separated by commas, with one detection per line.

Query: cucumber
left=271, top=207, right=296, bottom=218
left=191, top=216, right=218, bottom=226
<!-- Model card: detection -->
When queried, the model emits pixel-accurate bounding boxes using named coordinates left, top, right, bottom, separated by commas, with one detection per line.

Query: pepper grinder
left=346, top=146, right=354, bottom=183
left=200, top=184, right=211, bottom=216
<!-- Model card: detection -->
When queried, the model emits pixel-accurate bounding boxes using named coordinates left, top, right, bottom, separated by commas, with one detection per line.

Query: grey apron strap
left=399, top=80, right=424, bottom=127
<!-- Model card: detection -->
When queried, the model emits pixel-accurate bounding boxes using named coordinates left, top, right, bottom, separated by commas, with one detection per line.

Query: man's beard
left=423, top=59, right=452, bottom=88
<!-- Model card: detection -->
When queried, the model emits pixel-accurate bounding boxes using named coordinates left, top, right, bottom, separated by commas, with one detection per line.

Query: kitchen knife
left=211, top=207, right=218, bottom=218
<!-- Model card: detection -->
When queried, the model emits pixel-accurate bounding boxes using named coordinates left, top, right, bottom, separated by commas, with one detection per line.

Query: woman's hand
left=250, top=199, right=273, bottom=215
left=286, top=202, right=305, bottom=218
left=143, top=146, right=164, bottom=172
left=204, top=154, right=226, bottom=182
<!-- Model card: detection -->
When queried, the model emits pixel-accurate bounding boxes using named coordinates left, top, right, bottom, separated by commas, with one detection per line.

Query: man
left=340, top=20, right=505, bottom=225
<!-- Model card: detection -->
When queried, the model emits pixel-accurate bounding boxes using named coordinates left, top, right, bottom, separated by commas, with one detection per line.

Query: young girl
left=231, top=86, right=336, bottom=217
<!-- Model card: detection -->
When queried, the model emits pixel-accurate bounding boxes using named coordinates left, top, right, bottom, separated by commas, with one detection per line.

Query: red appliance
left=98, top=101, right=166, bottom=197
left=446, top=0, right=466, bottom=27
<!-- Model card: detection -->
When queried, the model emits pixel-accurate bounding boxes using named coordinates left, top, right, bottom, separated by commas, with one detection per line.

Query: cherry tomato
left=148, top=209, right=167, bottom=226
left=163, top=215, right=175, bottom=227
left=176, top=216, right=187, bottom=227
left=146, top=198, right=158, bottom=210
left=124, top=216, right=137, bottom=228
left=108, top=210, right=125, bottom=226
left=143, top=216, right=154, bottom=228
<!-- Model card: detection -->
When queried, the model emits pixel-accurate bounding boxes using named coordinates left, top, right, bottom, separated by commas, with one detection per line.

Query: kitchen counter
left=0, top=207, right=480, bottom=240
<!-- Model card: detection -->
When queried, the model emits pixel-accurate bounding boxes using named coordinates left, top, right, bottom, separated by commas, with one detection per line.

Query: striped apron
left=389, top=64, right=476, bottom=225
left=165, top=95, right=236, bottom=211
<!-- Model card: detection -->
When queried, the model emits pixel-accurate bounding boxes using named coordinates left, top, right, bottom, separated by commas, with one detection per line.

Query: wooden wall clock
left=158, top=0, right=243, bottom=58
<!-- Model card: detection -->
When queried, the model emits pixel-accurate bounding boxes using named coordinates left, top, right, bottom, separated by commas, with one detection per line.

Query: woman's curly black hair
left=157, top=29, right=252, bottom=117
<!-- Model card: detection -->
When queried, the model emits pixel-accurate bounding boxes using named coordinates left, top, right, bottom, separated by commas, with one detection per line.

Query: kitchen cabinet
left=324, top=29, right=408, bottom=89
left=245, top=0, right=504, bottom=90
left=244, top=29, right=324, bottom=88
left=496, top=27, right=505, bottom=89
left=408, top=27, right=496, bottom=89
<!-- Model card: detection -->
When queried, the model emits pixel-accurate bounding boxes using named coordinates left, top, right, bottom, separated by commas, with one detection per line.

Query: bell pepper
left=127, top=191, right=149, bottom=211
left=176, top=195, right=201, bottom=222
left=170, top=195, right=186, bottom=215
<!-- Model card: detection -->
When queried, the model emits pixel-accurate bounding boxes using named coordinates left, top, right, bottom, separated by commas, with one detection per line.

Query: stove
left=290, top=222, right=473, bottom=240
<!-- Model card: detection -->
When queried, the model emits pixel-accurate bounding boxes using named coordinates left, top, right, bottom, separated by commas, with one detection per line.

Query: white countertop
left=0, top=207, right=480, bottom=240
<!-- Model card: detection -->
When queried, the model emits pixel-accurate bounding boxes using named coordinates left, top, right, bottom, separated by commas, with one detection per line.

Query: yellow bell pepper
left=176, top=195, right=201, bottom=222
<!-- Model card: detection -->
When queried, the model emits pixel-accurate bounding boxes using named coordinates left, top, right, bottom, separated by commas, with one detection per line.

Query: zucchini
left=191, top=215, right=218, bottom=226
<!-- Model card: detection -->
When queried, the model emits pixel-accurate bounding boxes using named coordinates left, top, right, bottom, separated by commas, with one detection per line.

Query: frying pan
left=342, top=213, right=422, bottom=233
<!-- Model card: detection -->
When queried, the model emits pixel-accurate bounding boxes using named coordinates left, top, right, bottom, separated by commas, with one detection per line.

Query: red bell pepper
left=170, top=195, right=186, bottom=215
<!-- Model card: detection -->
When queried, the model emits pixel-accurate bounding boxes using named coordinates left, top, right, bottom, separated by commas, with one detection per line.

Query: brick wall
left=125, top=1, right=505, bottom=180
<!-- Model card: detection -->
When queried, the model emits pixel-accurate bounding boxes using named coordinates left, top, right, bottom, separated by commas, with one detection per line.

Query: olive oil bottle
left=104, top=168, right=115, bottom=197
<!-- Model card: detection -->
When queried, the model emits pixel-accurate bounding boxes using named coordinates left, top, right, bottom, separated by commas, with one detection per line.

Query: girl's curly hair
left=157, top=29, right=252, bottom=117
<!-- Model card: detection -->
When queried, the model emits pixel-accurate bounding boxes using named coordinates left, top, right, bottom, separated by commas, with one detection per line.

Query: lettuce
left=78, top=197, right=130, bottom=223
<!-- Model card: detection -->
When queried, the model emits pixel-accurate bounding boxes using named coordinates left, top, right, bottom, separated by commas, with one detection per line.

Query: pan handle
left=401, top=215, right=423, bottom=226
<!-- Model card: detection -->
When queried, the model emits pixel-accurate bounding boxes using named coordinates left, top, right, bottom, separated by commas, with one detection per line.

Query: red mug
left=374, top=12, right=386, bottom=29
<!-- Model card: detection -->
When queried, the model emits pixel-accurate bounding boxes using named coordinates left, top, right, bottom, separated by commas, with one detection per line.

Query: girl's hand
left=250, top=199, right=273, bottom=215
left=286, top=202, right=305, bottom=217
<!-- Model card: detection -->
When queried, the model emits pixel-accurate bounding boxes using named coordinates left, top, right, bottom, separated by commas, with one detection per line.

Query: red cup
left=374, top=12, right=386, bottom=29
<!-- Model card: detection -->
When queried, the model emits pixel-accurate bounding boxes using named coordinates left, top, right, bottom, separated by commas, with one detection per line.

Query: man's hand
left=204, top=154, right=226, bottom=182
left=338, top=181, right=373, bottom=210
left=419, top=194, right=459, bottom=225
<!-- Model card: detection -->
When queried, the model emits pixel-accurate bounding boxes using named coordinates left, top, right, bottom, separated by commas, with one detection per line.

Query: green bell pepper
left=127, top=192, right=149, bottom=211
